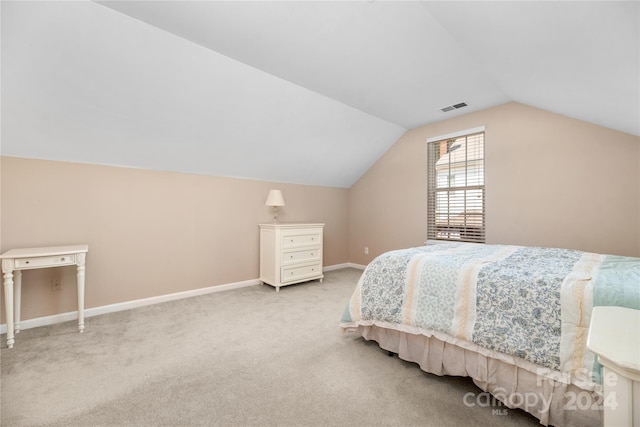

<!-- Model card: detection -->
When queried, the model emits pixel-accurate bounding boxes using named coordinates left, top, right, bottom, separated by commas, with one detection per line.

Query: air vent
left=440, top=102, right=468, bottom=113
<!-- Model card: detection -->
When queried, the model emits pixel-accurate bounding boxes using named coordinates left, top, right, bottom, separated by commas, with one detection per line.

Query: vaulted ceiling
left=2, top=1, right=638, bottom=188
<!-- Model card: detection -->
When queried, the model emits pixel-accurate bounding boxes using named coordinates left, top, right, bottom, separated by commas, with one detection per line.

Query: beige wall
left=2, top=102, right=639, bottom=325
left=349, top=102, right=640, bottom=265
left=0, top=157, right=349, bottom=323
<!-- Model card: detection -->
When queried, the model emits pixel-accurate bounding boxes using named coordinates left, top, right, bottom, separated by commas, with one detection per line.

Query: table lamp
left=265, top=190, right=285, bottom=223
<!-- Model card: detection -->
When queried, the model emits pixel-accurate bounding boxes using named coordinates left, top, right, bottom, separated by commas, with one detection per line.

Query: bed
left=339, top=241, right=640, bottom=426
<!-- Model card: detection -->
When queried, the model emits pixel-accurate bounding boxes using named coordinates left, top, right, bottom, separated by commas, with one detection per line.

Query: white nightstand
left=259, top=223, right=324, bottom=292
left=587, top=306, right=640, bottom=427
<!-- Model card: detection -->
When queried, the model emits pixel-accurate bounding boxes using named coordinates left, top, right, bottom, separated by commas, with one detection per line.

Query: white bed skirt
left=351, top=325, right=602, bottom=427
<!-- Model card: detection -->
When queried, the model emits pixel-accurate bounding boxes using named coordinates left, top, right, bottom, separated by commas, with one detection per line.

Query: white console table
left=1, top=245, right=88, bottom=349
left=587, top=306, right=640, bottom=427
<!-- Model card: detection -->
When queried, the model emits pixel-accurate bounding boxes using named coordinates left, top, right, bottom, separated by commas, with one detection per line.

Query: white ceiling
left=2, top=1, right=638, bottom=188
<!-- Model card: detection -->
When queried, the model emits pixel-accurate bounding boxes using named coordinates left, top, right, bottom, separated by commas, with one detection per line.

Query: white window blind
left=427, top=131, right=485, bottom=243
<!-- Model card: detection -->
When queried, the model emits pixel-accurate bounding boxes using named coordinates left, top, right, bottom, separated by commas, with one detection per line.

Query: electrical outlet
left=364, top=247, right=369, bottom=255
left=51, top=279, right=62, bottom=292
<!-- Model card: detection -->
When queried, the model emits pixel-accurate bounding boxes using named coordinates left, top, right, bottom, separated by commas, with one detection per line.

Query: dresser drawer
left=281, top=263, right=322, bottom=284
left=281, top=246, right=321, bottom=265
left=15, top=254, right=76, bottom=269
left=282, top=231, right=321, bottom=248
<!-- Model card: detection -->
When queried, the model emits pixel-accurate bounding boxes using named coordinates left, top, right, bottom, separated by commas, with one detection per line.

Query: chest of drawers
left=259, top=223, right=324, bottom=292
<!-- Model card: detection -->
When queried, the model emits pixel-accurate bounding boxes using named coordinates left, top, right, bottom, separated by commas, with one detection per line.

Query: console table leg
left=76, top=254, right=86, bottom=333
left=3, top=270, right=15, bottom=349
left=14, top=270, right=22, bottom=334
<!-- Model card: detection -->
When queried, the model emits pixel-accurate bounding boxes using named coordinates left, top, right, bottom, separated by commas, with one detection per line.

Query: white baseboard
left=0, top=264, right=359, bottom=335
left=323, top=262, right=365, bottom=271
left=0, top=278, right=260, bottom=335
left=344, top=262, right=367, bottom=270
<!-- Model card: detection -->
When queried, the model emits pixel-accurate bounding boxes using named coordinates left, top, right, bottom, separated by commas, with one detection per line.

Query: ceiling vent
left=440, top=102, right=468, bottom=112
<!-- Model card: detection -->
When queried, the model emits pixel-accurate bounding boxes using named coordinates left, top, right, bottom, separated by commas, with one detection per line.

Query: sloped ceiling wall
left=2, top=1, right=638, bottom=188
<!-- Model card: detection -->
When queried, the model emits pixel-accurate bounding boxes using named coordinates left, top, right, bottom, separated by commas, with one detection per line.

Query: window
left=427, top=129, right=485, bottom=243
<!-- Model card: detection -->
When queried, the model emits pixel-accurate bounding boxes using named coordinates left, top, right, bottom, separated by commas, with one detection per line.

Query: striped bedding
left=340, top=242, right=640, bottom=387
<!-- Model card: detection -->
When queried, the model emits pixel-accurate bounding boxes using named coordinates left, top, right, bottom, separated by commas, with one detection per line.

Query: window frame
left=427, top=128, right=485, bottom=243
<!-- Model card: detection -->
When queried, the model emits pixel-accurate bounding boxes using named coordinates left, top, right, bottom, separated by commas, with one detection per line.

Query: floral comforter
left=340, top=242, right=640, bottom=385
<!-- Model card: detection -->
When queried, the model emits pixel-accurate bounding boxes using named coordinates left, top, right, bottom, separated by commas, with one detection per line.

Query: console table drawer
left=14, top=254, right=76, bottom=269
left=281, top=263, right=322, bottom=284
left=281, top=247, right=321, bottom=265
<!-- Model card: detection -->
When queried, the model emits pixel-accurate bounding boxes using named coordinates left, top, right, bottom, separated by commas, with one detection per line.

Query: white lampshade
left=265, top=189, right=285, bottom=207
left=265, top=190, right=285, bottom=223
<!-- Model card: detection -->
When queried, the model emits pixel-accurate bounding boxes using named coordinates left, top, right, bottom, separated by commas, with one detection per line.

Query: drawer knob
left=25, top=261, right=30, bottom=264
left=311, top=253, right=314, bottom=256
left=61, top=257, right=65, bottom=261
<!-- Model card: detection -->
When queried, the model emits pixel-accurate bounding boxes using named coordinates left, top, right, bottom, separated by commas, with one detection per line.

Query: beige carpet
left=1, top=268, right=540, bottom=426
